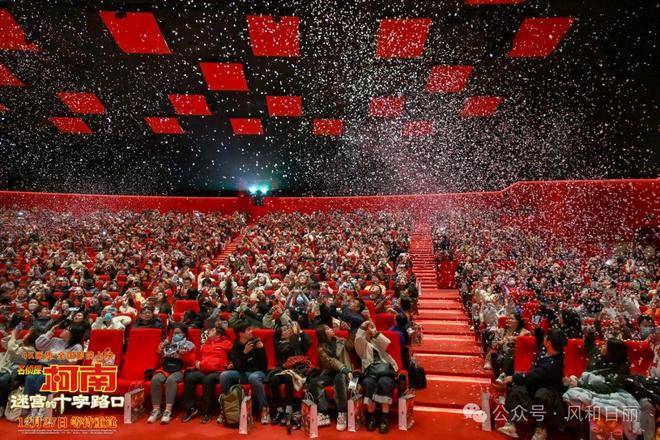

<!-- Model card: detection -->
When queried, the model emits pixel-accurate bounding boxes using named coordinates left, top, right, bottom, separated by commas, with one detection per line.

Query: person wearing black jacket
left=132, top=307, right=166, bottom=336
left=266, top=322, right=312, bottom=426
left=498, top=328, right=568, bottom=440
left=219, top=320, right=270, bottom=424
left=174, top=278, right=199, bottom=301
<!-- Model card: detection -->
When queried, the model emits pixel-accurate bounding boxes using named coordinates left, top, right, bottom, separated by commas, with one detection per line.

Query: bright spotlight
left=259, top=185, right=269, bottom=195
left=248, top=186, right=258, bottom=195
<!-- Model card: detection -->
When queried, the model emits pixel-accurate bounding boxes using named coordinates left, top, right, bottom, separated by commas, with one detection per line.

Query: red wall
left=0, top=179, right=658, bottom=242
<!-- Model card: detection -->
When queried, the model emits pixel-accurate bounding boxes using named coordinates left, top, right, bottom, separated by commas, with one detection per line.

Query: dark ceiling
left=0, top=0, right=658, bottom=197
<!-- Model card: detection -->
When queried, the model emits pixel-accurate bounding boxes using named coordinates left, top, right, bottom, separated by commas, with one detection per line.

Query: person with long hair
left=563, top=330, right=636, bottom=440
left=310, top=324, right=354, bottom=431
left=491, top=312, right=531, bottom=379
left=558, top=309, right=583, bottom=339
left=266, top=321, right=312, bottom=427
left=355, top=320, right=399, bottom=434
left=0, top=327, right=37, bottom=417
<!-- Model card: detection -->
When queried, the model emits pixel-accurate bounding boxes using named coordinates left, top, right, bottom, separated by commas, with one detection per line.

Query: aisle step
left=415, top=353, right=490, bottom=377
left=417, top=320, right=472, bottom=335
left=417, top=309, right=467, bottom=321
left=418, top=300, right=462, bottom=310
left=415, top=375, right=490, bottom=408
left=420, top=291, right=460, bottom=300
left=414, top=335, right=482, bottom=355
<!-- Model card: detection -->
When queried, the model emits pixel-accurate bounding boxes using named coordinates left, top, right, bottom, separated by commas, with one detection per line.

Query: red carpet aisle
left=408, top=221, right=499, bottom=438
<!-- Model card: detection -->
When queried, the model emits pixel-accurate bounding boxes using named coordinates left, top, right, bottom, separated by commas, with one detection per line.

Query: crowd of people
left=0, top=208, right=421, bottom=433
left=432, top=210, right=659, bottom=440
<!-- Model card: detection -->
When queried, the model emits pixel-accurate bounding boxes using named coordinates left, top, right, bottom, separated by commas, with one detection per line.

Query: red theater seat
left=513, top=335, right=537, bottom=373
left=375, top=313, right=395, bottom=331
left=563, top=338, right=589, bottom=378
left=174, top=300, right=200, bottom=314
left=116, top=328, right=162, bottom=395
left=84, top=329, right=124, bottom=367
left=625, top=340, right=653, bottom=375
left=364, top=299, right=377, bottom=318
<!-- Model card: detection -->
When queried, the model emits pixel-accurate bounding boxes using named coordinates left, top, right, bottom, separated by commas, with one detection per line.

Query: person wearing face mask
left=147, top=325, right=196, bottom=425
left=634, top=315, right=655, bottom=341
left=181, top=323, right=232, bottom=424
left=91, top=307, right=126, bottom=332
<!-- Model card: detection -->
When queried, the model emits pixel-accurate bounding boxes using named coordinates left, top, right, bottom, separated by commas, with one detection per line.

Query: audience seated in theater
left=219, top=320, right=270, bottom=425
left=147, top=324, right=196, bottom=425
left=182, top=322, right=232, bottom=424
left=355, top=320, right=399, bottom=434
left=498, top=328, right=568, bottom=440
left=266, top=321, right=312, bottom=427
left=311, top=324, right=354, bottom=431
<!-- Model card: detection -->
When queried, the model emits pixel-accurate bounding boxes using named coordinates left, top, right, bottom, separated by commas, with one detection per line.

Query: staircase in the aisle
left=409, top=220, right=491, bottom=414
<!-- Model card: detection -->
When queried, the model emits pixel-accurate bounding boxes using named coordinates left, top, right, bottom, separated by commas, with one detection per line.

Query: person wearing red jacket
left=181, top=323, right=233, bottom=424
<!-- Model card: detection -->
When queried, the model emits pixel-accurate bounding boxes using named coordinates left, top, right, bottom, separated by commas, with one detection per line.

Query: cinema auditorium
left=0, top=2, right=658, bottom=440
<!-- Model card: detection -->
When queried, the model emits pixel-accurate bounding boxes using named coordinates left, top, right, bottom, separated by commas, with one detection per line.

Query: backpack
left=408, top=357, right=427, bottom=390
left=218, top=384, right=245, bottom=428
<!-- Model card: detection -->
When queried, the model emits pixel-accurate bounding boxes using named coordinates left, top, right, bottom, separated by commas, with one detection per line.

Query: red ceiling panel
left=313, top=119, right=343, bottom=136
left=425, top=65, right=473, bottom=93
left=57, top=92, right=105, bottom=114
left=168, top=94, right=212, bottom=116
left=0, top=103, right=8, bottom=112
left=0, top=9, right=40, bottom=51
left=144, top=117, right=185, bottom=134
left=99, top=11, right=171, bottom=54
left=48, top=117, right=93, bottom=134
left=465, top=0, right=525, bottom=4
left=460, top=96, right=503, bottom=117
left=247, top=15, right=300, bottom=57
left=376, top=18, right=431, bottom=58
left=266, top=95, right=302, bottom=117
left=0, top=63, right=25, bottom=86
left=508, top=17, right=575, bottom=58
left=199, top=62, right=248, bottom=91
left=230, top=118, right=263, bottom=135
left=369, top=96, right=405, bottom=117
left=403, top=120, right=434, bottom=137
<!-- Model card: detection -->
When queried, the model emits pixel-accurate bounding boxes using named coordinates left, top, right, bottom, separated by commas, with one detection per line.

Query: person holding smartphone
left=219, top=320, right=270, bottom=424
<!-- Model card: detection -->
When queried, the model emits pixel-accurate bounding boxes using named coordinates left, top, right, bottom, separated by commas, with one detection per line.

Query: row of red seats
left=513, top=335, right=654, bottom=378
left=30, top=327, right=405, bottom=401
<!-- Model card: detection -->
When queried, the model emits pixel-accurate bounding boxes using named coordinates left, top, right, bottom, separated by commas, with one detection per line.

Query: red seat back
left=84, top=329, right=124, bottom=367
left=514, top=335, right=538, bottom=373
left=364, top=300, right=377, bottom=318
left=375, top=313, right=395, bottom=331
left=253, top=329, right=276, bottom=369
left=625, top=340, right=653, bottom=375
left=188, top=328, right=202, bottom=359
left=173, top=300, right=200, bottom=314
left=564, top=338, right=589, bottom=377
left=121, top=329, right=162, bottom=380
left=303, top=330, right=320, bottom=366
